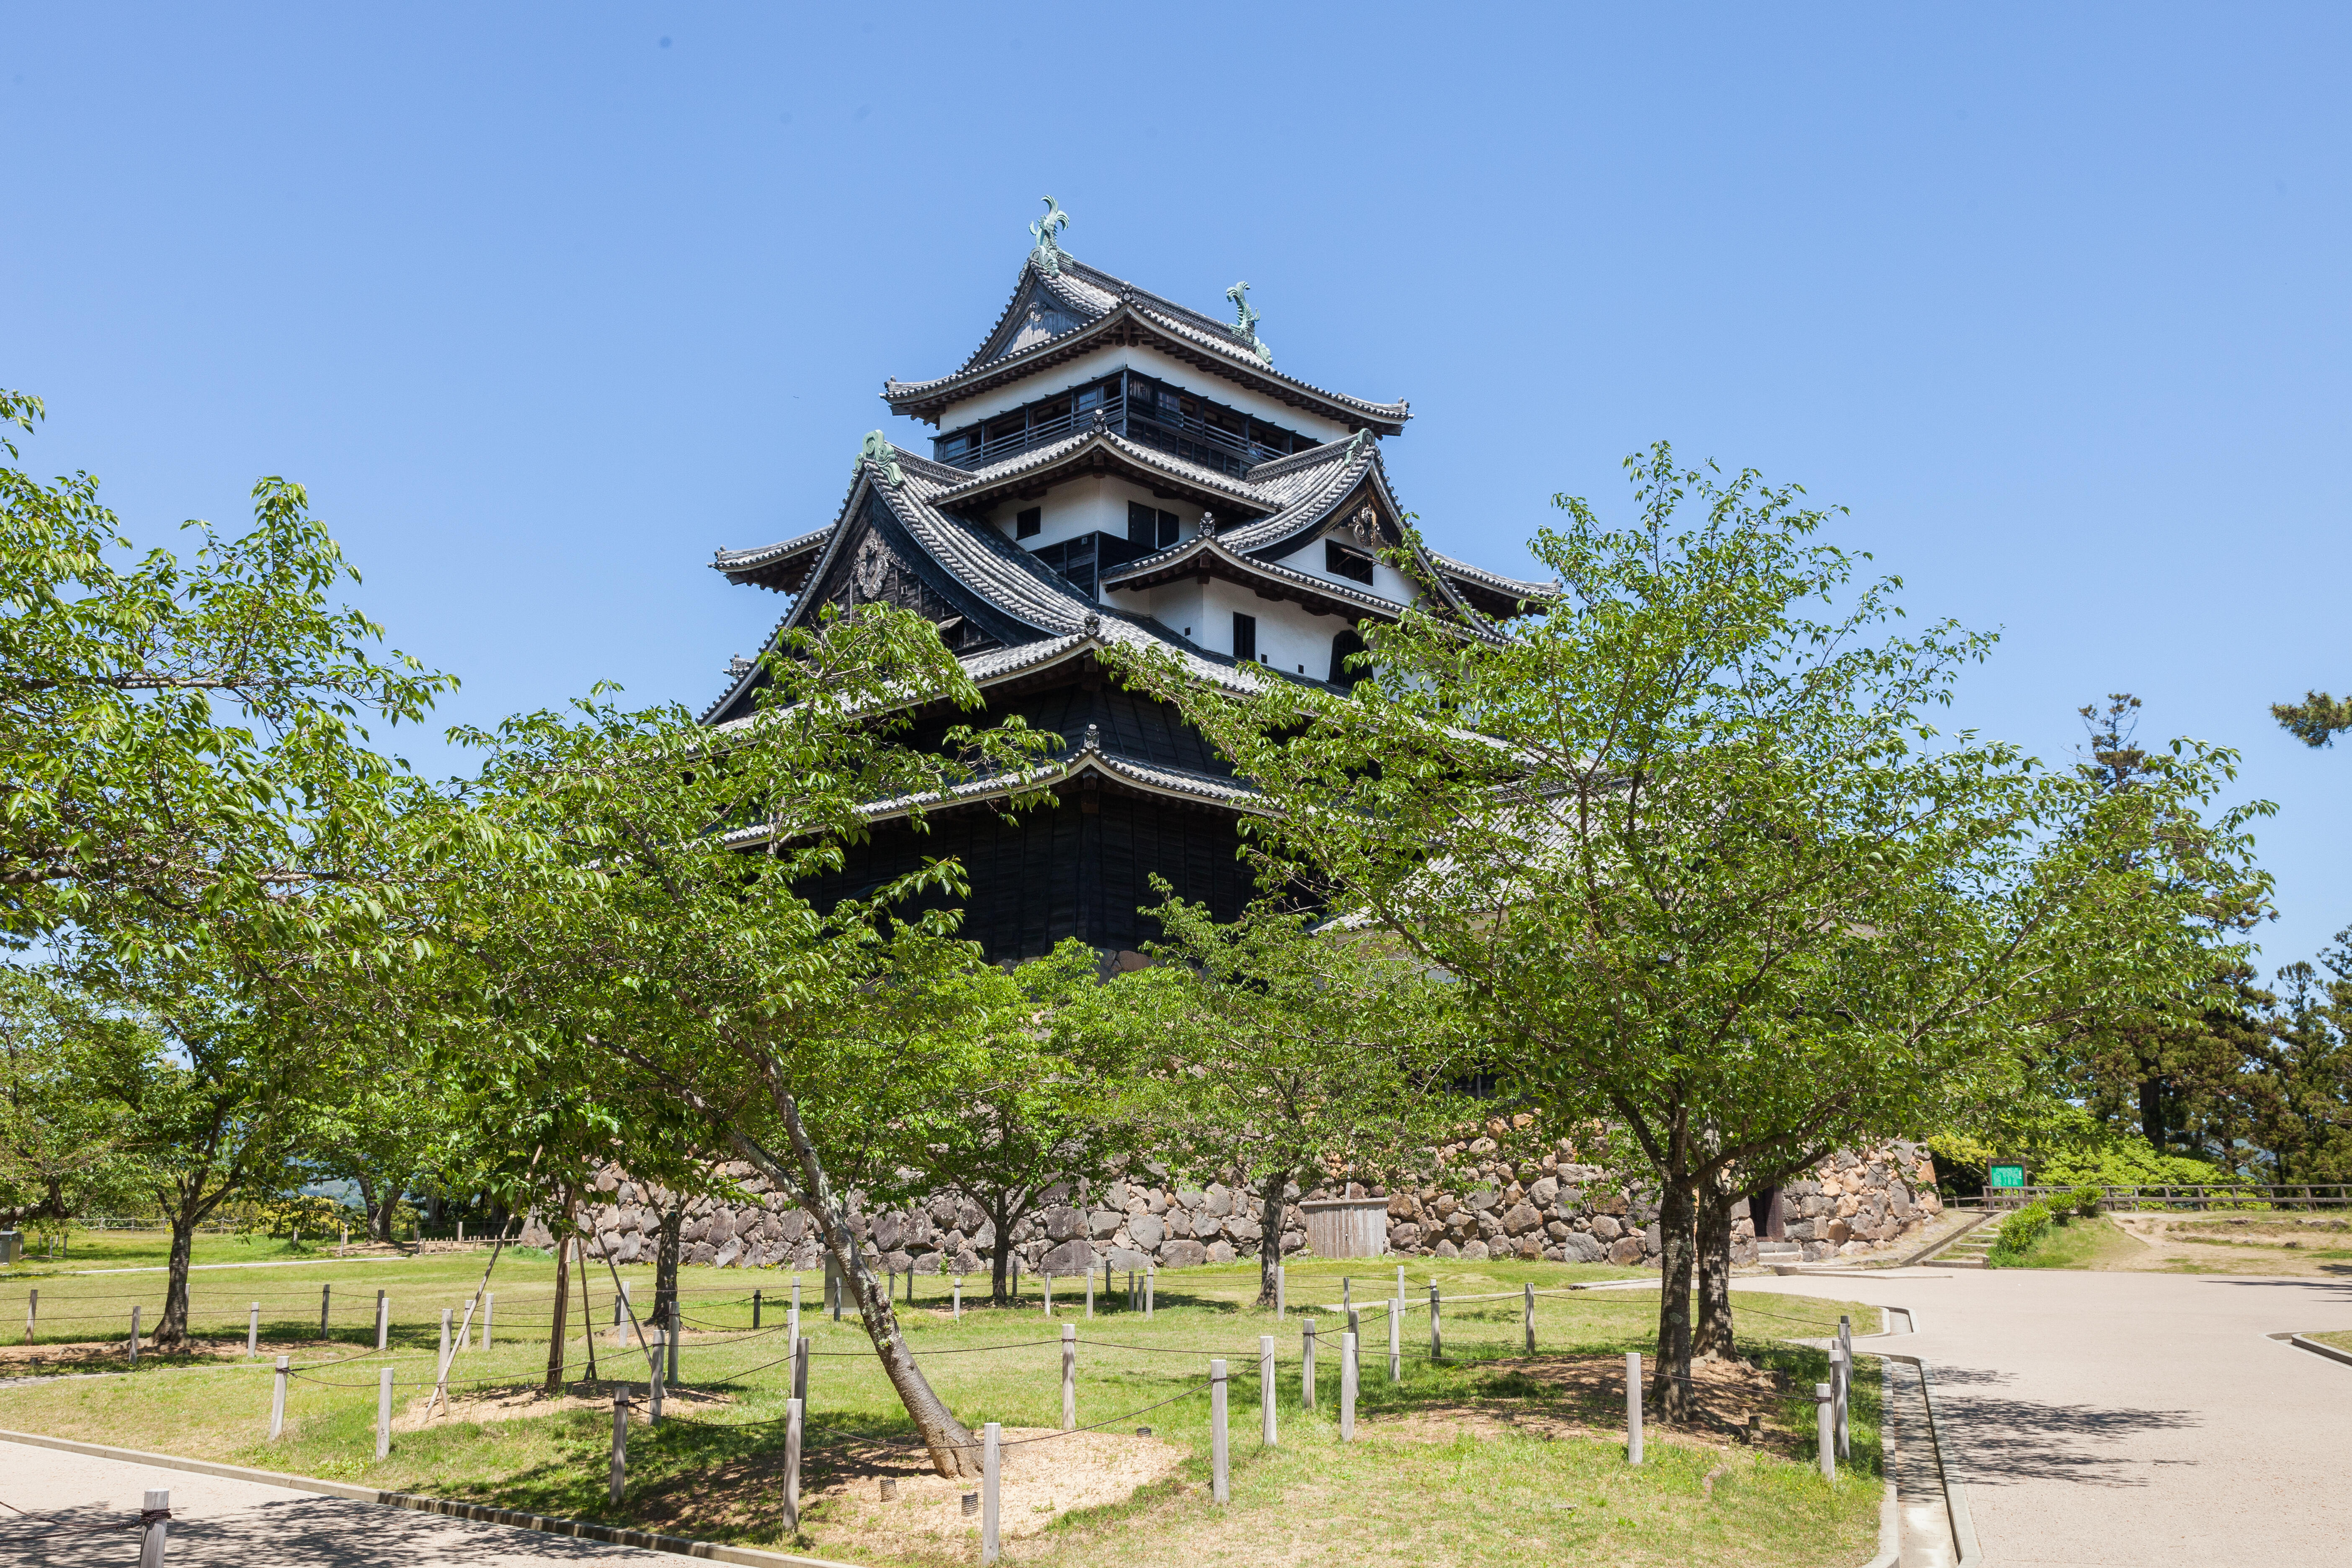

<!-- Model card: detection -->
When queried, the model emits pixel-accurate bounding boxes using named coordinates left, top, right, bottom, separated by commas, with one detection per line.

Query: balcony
left=935, top=375, right=1310, bottom=481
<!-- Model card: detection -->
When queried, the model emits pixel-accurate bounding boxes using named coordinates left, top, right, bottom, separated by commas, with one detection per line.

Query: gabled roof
left=882, top=255, right=1410, bottom=436
left=712, top=526, right=830, bottom=594
left=928, top=427, right=1271, bottom=517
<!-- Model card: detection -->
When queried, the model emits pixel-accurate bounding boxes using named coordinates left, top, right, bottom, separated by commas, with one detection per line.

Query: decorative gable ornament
left=1224, top=281, right=1274, bottom=365
left=1028, top=195, right=1071, bottom=277
left=856, top=430, right=904, bottom=487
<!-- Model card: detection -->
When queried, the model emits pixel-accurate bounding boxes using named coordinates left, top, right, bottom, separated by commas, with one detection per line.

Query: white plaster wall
left=988, top=475, right=1207, bottom=568
left=1265, top=530, right=1418, bottom=609
left=1120, top=575, right=1353, bottom=677
left=938, top=343, right=1353, bottom=444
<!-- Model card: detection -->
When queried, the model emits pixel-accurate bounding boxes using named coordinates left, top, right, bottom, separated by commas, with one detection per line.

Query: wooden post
left=23, top=1287, right=33, bottom=1346
left=137, top=1488, right=168, bottom=1568
left=1396, top=1263, right=1406, bottom=1302
left=439, top=1308, right=451, bottom=1366
left=1836, top=1316, right=1853, bottom=1459
left=981, top=1422, right=1002, bottom=1565
left=1302, top=1319, right=1317, bottom=1411
left=1044, top=1270, right=1052, bottom=1316
left=1086, top=1268, right=1094, bottom=1319
left=1145, top=1266, right=1154, bottom=1319
left=1061, top=1323, right=1077, bottom=1429
left=248, top=1302, right=259, bottom=1357
left=952, top=1278, right=961, bottom=1322
left=649, top=1329, right=665, bottom=1423
left=457, top=1220, right=464, bottom=1245
left=1127, top=1270, right=1136, bottom=1313
left=1387, top=1298, right=1400, bottom=1382
left=377, top=1367, right=393, bottom=1459
left=321, top=1285, right=330, bottom=1341
left=609, top=1390, right=628, bottom=1506
left=1428, top=1285, right=1442, bottom=1361
left=783, top=1396, right=804, bottom=1532
left=1340, top=1331, right=1357, bottom=1442
left=483, top=1292, right=494, bottom=1350
left=612, top=1283, right=628, bottom=1346
left=792, top=1335, right=810, bottom=1403
left=1625, top=1351, right=1643, bottom=1465
left=790, top=1277, right=800, bottom=1343
left=666, top=1308, right=678, bottom=1387
left=1276, top=1264, right=1285, bottom=1320
left=1259, top=1334, right=1276, bottom=1446
left=376, top=1290, right=387, bottom=1353
left=129, top=1304, right=140, bottom=1365
left=753, top=1288, right=762, bottom=1330
left=1343, top=1276, right=1351, bottom=1310
left=1210, top=1360, right=1230, bottom=1505
left=1816, top=1382, right=1836, bottom=1480
left=1524, top=1282, right=1535, bottom=1356
left=270, top=1356, right=289, bottom=1439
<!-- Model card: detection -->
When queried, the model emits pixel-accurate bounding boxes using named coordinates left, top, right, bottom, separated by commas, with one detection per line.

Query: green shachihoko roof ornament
left=1225, top=281, right=1274, bottom=365
left=1028, top=196, right=1071, bottom=277
left=856, top=429, right=904, bottom=487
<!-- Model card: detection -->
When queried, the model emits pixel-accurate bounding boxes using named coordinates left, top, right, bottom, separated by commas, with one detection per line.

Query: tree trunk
left=2140, top=1077, right=2166, bottom=1154
left=738, top=1095, right=981, bottom=1479
left=543, top=1215, right=573, bottom=1393
left=576, top=1232, right=600, bottom=1382
left=1650, top=1172, right=1697, bottom=1422
left=1693, top=1173, right=1736, bottom=1362
left=653, top=1199, right=684, bottom=1338
left=155, top=1182, right=204, bottom=1350
left=988, top=1197, right=1013, bottom=1306
left=1255, top=1171, right=1287, bottom=1309
left=354, top=1174, right=379, bottom=1244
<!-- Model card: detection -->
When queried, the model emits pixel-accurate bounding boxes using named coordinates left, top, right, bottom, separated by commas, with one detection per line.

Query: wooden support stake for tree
left=1210, top=1360, right=1230, bottom=1505
left=1429, top=1285, right=1442, bottom=1361
left=1524, top=1282, right=1535, bottom=1356
left=1340, top=1332, right=1357, bottom=1443
left=1259, top=1335, right=1276, bottom=1447
left=792, top=1336, right=810, bottom=1403
left=609, top=1390, right=629, bottom=1506
left=320, top=1285, right=330, bottom=1342
left=129, top=1305, right=140, bottom=1366
left=649, top=1329, right=665, bottom=1424
left=1302, top=1319, right=1317, bottom=1411
left=1626, top=1351, right=1643, bottom=1465
left=782, top=1396, right=804, bottom=1532
left=1061, top=1323, right=1076, bottom=1429
left=248, top=1303, right=258, bottom=1357
left=482, top=1292, right=493, bottom=1350
left=377, top=1367, right=393, bottom=1459
left=981, top=1422, right=1002, bottom=1565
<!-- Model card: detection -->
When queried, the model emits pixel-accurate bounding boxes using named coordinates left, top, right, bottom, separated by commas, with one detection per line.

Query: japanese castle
left=704, top=203, right=1548, bottom=962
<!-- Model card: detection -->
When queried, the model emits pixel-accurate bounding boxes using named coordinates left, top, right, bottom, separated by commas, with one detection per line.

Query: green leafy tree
left=1078, top=888, right=1482, bottom=1310
left=432, top=605, right=1051, bottom=1477
left=1113, top=446, right=2267, bottom=1415
left=925, top=941, right=1140, bottom=1305
left=2271, top=691, right=2352, bottom=748
left=0, top=967, right=147, bottom=1235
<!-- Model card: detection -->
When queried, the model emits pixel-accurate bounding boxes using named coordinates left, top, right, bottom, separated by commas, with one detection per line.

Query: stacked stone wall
left=534, top=1138, right=1939, bottom=1274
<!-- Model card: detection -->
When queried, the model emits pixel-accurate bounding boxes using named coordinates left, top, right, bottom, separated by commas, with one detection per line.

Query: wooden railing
left=1981, top=1183, right=2352, bottom=1210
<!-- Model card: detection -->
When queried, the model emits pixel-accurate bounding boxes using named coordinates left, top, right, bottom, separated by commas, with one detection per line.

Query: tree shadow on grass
left=0, top=1496, right=645, bottom=1567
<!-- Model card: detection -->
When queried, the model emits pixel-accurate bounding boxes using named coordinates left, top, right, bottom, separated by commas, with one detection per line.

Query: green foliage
left=1990, top=1199, right=2052, bottom=1261
left=1075, top=887, right=1482, bottom=1303
left=2068, top=1186, right=2103, bottom=1218
left=1109, top=444, right=2264, bottom=1411
left=2272, top=690, right=2352, bottom=748
left=2037, top=1142, right=2235, bottom=1188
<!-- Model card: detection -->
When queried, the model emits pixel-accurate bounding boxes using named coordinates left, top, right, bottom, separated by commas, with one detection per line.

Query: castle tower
left=705, top=211, right=1547, bottom=962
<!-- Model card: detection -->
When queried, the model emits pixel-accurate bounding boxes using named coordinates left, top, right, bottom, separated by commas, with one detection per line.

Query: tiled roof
left=931, top=428, right=1272, bottom=513
left=1428, top=552, right=1557, bottom=605
left=883, top=255, right=1410, bottom=431
left=712, top=525, right=830, bottom=576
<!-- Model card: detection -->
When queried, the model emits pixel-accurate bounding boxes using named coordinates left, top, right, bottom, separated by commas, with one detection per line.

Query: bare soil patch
left=1382, top=1351, right=1797, bottom=1453
left=395, top=1377, right=737, bottom=1431
left=2106, top=1214, right=2352, bottom=1276
left=628, top=1425, right=1186, bottom=1549
left=0, top=1335, right=260, bottom=1372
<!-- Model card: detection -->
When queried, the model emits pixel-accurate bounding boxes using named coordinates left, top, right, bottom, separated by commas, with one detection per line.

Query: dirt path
left=1747, top=1267, right=2352, bottom=1567
left=0, top=1439, right=687, bottom=1566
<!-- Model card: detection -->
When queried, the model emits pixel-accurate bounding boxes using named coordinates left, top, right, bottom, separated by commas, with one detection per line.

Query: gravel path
left=0, top=1439, right=672, bottom=1566
left=1746, top=1266, right=2352, bottom=1567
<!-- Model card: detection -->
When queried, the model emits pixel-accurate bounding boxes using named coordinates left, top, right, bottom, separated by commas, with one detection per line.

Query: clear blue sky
left=5, top=6, right=2347, bottom=969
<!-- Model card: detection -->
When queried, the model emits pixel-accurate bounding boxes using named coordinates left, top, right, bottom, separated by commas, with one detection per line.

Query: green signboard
left=1987, top=1163, right=2027, bottom=1189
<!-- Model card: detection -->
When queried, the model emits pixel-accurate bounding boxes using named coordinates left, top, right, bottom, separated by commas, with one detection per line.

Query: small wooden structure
left=1301, top=1198, right=1390, bottom=1259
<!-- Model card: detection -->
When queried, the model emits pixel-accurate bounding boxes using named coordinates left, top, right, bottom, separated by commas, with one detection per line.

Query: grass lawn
left=2309, top=1330, right=2352, bottom=1355
left=1990, top=1215, right=2148, bottom=1271
left=0, top=1239, right=1883, bottom=1567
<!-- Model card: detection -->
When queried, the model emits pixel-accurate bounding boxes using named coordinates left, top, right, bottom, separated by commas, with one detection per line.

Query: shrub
left=1990, top=1199, right=2051, bottom=1262
left=2069, top=1185, right=2103, bottom=1219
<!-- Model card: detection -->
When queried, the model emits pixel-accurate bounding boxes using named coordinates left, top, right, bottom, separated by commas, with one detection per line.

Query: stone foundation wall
left=529, top=1138, right=1939, bottom=1274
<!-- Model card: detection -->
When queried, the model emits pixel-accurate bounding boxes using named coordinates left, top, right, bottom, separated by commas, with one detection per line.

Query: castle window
left=1127, top=501, right=1180, bottom=551
left=1329, top=627, right=1368, bottom=687
left=1016, top=507, right=1042, bottom=540
left=1232, top=613, right=1257, bottom=663
left=1326, top=540, right=1376, bottom=585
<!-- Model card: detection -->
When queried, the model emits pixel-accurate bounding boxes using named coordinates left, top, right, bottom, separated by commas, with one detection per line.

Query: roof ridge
left=1245, top=435, right=1362, bottom=482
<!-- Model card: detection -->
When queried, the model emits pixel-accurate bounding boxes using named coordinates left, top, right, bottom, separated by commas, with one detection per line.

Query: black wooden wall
left=801, top=787, right=1253, bottom=963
